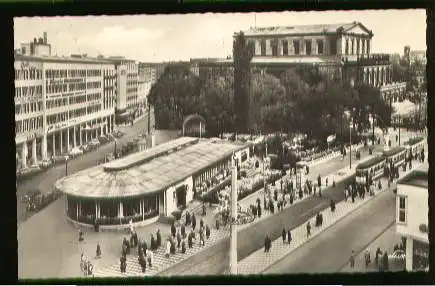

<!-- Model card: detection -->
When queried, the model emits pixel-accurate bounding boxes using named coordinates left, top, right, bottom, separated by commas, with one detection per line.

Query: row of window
left=15, top=86, right=43, bottom=98
left=46, top=103, right=104, bottom=126
left=45, top=69, right=103, bottom=79
left=47, top=112, right=68, bottom=125
left=127, top=87, right=138, bottom=94
left=254, top=38, right=332, bottom=57
left=46, top=93, right=103, bottom=109
left=15, top=69, right=43, bottom=81
left=15, top=116, right=43, bottom=135
left=15, top=102, right=43, bottom=116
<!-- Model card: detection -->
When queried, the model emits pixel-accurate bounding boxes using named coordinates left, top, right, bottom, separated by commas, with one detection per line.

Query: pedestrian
left=200, top=231, right=205, bottom=247
left=202, top=203, right=206, bottom=216
left=282, top=227, right=287, bottom=243
left=200, top=218, right=204, bottom=229
left=186, top=211, right=191, bottom=225
left=382, top=252, right=389, bottom=271
left=287, top=229, right=292, bottom=245
left=306, top=221, right=311, bottom=237
left=257, top=204, right=262, bottom=218
left=165, top=239, right=171, bottom=258
left=375, top=247, right=381, bottom=266
left=171, top=222, right=176, bottom=238
left=78, top=229, right=84, bottom=242
left=318, top=186, right=322, bottom=198
left=206, top=224, right=211, bottom=240
left=365, top=249, right=371, bottom=267
left=176, top=230, right=182, bottom=249
left=325, top=177, right=328, bottom=187
left=96, top=242, right=102, bottom=259
left=264, top=234, right=271, bottom=253
left=146, top=249, right=154, bottom=268
left=192, top=214, right=197, bottom=230
left=156, top=229, right=162, bottom=248
left=188, top=233, right=193, bottom=248
left=181, top=239, right=187, bottom=253
left=350, top=250, right=355, bottom=268
left=317, top=175, right=321, bottom=187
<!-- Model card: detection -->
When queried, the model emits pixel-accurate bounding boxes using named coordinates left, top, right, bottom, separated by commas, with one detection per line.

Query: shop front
left=412, top=238, right=429, bottom=271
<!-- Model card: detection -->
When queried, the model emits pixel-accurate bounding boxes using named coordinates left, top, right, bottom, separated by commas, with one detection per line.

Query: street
left=262, top=187, right=397, bottom=274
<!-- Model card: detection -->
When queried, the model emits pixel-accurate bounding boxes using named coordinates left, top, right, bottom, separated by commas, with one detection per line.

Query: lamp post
left=398, top=113, right=401, bottom=146
left=229, top=152, right=238, bottom=275
left=64, top=155, right=69, bottom=176
left=349, top=121, right=353, bottom=169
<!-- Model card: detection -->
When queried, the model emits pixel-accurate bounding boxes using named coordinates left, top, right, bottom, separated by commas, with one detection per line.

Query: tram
left=403, top=137, right=425, bottom=159
left=383, top=146, right=407, bottom=169
left=355, top=155, right=386, bottom=185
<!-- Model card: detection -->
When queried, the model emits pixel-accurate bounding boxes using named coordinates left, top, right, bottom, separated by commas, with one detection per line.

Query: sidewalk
left=236, top=160, right=425, bottom=275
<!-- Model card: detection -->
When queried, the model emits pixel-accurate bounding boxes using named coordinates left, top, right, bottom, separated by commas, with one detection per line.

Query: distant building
left=396, top=164, right=428, bottom=271
left=18, top=32, right=52, bottom=57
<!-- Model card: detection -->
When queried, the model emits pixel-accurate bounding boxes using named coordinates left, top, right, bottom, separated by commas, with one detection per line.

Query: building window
left=398, top=196, right=407, bottom=223
left=317, top=40, right=324, bottom=54
left=305, top=40, right=312, bottom=55
left=345, top=39, right=349, bottom=54
left=271, top=40, right=278, bottom=57
left=282, top=40, right=288, bottom=56
left=293, top=40, right=300, bottom=55
left=247, top=40, right=255, bottom=56
left=260, top=40, right=266, bottom=56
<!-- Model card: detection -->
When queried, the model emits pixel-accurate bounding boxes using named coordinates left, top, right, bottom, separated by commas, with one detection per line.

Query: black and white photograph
left=15, top=9, right=428, bottom=279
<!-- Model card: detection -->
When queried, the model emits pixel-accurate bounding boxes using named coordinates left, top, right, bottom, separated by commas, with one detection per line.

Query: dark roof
left=14, top=54, right=115, bottom=65
left=382, top=146, right=406, bottom=157
left=356, top=155, right=385, bottom=170
left=403, top=137, right=425, bottom=146
left=397, top=165, right=428, bottom=189
left=240, top=22, right=372, bottom=37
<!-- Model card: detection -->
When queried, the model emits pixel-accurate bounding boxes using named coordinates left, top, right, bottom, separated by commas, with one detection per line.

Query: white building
left=15, top=50, right=116, bottom=169
left=395, top=164, right=429, bottom=271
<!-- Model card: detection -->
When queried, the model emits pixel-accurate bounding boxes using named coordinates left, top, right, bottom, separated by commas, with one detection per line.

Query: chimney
left=43, top=32, right=47, bottom=44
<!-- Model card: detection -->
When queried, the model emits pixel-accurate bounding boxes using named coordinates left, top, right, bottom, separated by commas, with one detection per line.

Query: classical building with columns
left=54, top=137, right=250, bottom=229
left=15, top=53, right=116, bottom=169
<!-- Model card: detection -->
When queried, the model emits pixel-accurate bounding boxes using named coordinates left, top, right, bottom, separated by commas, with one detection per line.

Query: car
left=80, top=144, right=89, bottom=152
left=69, top=147, right=84, bottom=158
left=39, top=159, right=53, bottom=169
left=388, top=249, right=405, bottom=261
left=89, top=139, right=100, bottom=147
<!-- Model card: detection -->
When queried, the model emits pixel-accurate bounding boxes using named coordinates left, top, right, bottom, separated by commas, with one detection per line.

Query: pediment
left=343, top=23, right=372, bottom=36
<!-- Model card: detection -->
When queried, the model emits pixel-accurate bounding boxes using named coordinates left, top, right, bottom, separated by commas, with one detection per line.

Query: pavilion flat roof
left=397, top=164, right=428, bottom=189
left=54, top=139, right=247, bottom=199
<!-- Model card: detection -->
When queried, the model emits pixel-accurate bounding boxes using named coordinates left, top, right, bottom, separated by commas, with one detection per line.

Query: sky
left=14, top=10, right=426, bottom=62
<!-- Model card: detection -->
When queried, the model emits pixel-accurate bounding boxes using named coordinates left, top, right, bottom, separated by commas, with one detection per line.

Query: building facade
left=396, top=165, right=429, bottom=271
left=15, top=52, right=116, bottom=169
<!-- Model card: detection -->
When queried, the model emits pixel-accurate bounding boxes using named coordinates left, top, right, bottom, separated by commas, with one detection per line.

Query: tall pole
left=341, top=111, right=343, bottom=153
left=398, top=113, right=401, bottom=146
left=349, top=123, right=352, bottom=169
left=147, top=104, right=151, bottom=135
left=372, top=106, right=375, bottom=146
left=229, top=153, right=238, bottom=275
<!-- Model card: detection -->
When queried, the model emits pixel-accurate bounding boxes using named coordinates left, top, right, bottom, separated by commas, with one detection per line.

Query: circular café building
left=54, top=137, right=250, bottom=229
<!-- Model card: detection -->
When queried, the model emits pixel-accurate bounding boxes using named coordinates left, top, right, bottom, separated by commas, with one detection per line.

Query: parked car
left=80, top=144, right=90, bottom=152
left=388, top=249, right=406, bottom=261
left=39, top=159, right=53, bottom=169
left=69, top=147, right=83, bottom=158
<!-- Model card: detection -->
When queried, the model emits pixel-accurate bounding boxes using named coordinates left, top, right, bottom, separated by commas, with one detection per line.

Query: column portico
left=118, top=202, right=124, bottom=218
left=73, top=126, right=77, bottom=147
left=32, top=138, right=37, bottom=166
left=21, top=142, right=28, bottom=169
left=79, top=125, right=83, bottom=146
left=42, top=134, right=48, bottom=160
left=60, top=130, right=63, bottom=154
left=52, top=133, right=56, bottom=157
left=66, top=128, right=70, bottom=151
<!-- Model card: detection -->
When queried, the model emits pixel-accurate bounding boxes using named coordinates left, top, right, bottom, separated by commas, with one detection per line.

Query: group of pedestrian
left=281, top=228, right=293, bottom=245
left=348, top=247, right=390, bottom=271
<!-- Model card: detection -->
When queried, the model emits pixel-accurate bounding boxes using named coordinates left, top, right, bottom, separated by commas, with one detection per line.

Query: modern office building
left=15, top=33, right=116, bottom=169
left=106, top=57, right=139, bottom=119
left=395, top=164, right=429, bottom=271
left=54, top=137, right=250, bottom=229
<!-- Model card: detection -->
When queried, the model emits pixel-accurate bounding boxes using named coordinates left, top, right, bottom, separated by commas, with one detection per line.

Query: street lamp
left=64, top=155, right=69, bottom=176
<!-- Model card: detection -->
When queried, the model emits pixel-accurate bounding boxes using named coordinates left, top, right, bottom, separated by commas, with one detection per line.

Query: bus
left=403, top=137, right=425, bottom=159
left=355, top=155, right=386, bottom=185
left=383, top=146, right=407, bottom=169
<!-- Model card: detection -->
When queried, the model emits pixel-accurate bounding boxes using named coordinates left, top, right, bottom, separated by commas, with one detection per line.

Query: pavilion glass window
left=317, top=39, right=324, bottom=54
left=100, top=200, right=118, bottom=218
left=260, top=40, right=266, bottom=56
left=80, top=200, right=96, bottom=218
left=124, top=197, right=141, bottom=217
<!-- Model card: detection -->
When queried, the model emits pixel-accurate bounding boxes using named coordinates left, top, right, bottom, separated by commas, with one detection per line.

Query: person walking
left=350, top=250, right=356, bottom=268
left=96, top=242, right=102, bottom=259
left=176, top=230, right=182, bottom=249
left=171, top=222, right=176, bottom=238
left=192, top=214, right=197, bottom=231
left=156, top=229, right=162, bottom=249
left=282, top=227, right=287, bottom=243
left=287, top=229, right=292, bottom=245
left=306, top=221, right=311, bottom=237
left=205, top=224, right=211, bottom=240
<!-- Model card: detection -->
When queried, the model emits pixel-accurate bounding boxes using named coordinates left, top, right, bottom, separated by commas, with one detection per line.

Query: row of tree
left=148, top=33, right=392, bottom=143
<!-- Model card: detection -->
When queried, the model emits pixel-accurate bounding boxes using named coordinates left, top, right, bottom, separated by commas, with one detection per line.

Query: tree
left=279, top=68, right=310, bottom=100
left=148, top=63, right=201, bottom=130
left=250, top=72, right=288, bottom=133
left=233, top=32, right=253, bottom=133
left=199, top=75, right=234, bottom=137
left=354, top=84, right=392, bottom=129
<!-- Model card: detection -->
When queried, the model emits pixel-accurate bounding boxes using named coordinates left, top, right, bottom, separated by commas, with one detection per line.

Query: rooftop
left=54, top=138, right=247, bottom=199
left=397, top=164, right=428, bottom=189
left=14, top=54, right=115, bottom=65
left=356, top=155, right=385, bottom=170
left=240, top=22, right=372, bottom=37
left=382, top=146, right=406, bottom=157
